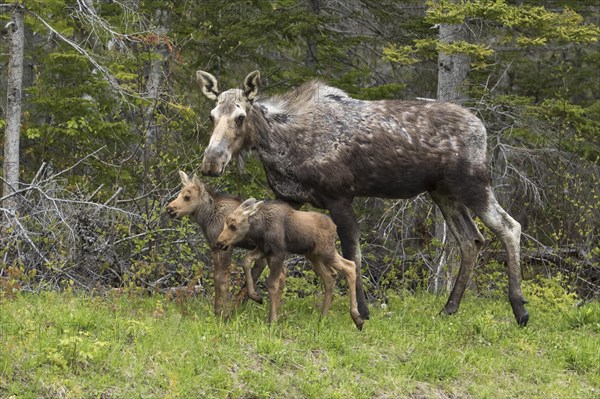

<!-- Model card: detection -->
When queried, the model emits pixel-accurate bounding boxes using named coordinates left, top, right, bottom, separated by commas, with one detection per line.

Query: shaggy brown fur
left=166, top=171, right=266, bottom=316
left=216, top=199, right=364, bottom=330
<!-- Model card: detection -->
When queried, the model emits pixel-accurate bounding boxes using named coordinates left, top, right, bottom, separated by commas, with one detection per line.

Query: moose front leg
left=327, top=200, right=370, bottom=320
left=212, top=248, right=232, bottom=318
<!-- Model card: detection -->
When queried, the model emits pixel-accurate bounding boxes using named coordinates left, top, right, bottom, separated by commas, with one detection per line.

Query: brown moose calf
left=216, top=198, right=364, bottom=330
left=166, top=171, right=265, bottom=316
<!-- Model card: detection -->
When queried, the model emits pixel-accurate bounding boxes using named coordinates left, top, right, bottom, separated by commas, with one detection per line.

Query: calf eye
left=229, top=224, right=237, bottom=231
left=236, top=115, right=245, bottom=126
left=184, top=195, right=191, bottom=201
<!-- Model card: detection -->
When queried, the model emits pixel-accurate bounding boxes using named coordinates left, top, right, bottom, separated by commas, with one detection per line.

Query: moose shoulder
left=197, top=70, right=529, bottom=326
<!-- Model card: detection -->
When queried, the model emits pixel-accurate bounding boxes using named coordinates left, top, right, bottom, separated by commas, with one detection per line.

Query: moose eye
left=184, top=195, right=191, bottom=201
left=236, top=115, right=245, bottom=126
left=229, top=224, right=237, bottom=231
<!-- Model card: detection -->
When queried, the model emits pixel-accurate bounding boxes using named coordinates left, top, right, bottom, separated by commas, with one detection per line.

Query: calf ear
left=191, top=174, right=204, bottom=189
left=240, top=198, right=257, bottom=209
left=243, top=199, right=263, bottom=218
left=178, top=170, right=190, bottom=185
left=243, top=70, right=261, bottom=101
left=196, top=70, right=220, bottom=101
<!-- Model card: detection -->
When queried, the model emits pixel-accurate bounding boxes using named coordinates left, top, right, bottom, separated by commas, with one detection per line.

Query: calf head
left=216, top=198, right=262, bottom=251
left=166, top=171, right=210, bottom=219
left=197, top=70, right=261, bottom=176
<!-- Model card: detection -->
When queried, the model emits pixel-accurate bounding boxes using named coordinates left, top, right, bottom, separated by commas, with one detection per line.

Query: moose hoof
left=250, top=294, right=264, bottom=305
left=358, top=302, right=370, bottom=320
left=513, top=307, right=529, bottom=327
left=441, top=303, right=459, bottom=316
left=511, top=298, right=530, bottom=327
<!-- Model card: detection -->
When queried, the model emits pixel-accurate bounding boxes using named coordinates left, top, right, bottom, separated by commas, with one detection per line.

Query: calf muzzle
left=216, top=241, right=230, bottom=251
left=166, top=206, right=178, bottom=219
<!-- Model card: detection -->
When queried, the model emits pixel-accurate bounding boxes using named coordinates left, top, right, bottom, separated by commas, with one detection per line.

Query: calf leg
left=308, top=256, right=335, bottom=318
left=430, top=192, right=484, bottom=317
left=329, top=254, right=364, bottom=330
left=241, top=249, right=265, bottom=304
left=472, top=189, right=529, bottom=326
left=234, top=257, right=267, bottom=304
left=266, top=255, right=286, bottom=324
left=328, top=200, right=370, bottom=320
left=212, top=248, right=232, bottom=317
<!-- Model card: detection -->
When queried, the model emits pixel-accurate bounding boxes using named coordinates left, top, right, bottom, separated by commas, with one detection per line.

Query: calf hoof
left=354, top=317, right=364, bottom=331
left=351, top=311, right=364, bottom=331
left=249, top=293, right=264, bottom=305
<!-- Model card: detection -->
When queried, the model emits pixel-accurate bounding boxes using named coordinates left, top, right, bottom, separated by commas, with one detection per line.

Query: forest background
left=0, top=0, right=599, bottom=304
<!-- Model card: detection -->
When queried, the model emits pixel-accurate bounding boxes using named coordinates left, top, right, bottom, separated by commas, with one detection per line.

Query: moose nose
left=201, top=161, right=224, bottom=177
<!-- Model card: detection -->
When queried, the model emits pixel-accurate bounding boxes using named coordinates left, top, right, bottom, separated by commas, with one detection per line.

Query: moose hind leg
left=474, top=190, right=529, bottom=326
left=430, top=192, right=484, bottom=317
left=328, top=201, right=370, bottom=320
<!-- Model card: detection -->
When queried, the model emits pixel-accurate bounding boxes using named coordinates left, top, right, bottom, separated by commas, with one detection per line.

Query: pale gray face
left=201, top=90, right=251, bottom=176
left=197, top=70, right=261, bottom=177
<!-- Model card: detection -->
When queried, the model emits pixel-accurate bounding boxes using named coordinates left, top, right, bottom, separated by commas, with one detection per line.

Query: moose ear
left=196, top=70, right=220, bottom=101
left=178, top=170, right=190, bottom=185
left=243, top=70, right=261, bottom=101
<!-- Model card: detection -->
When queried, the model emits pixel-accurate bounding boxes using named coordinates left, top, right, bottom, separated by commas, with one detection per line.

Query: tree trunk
left=431, top=19, right=470, bottom=294
left=141, top=42, right=168, bottom=218
left=437, top=23, right=469, bottom=103
left=305, top=0, right=320, bottom=69
left=2, top=5, right=25, bottom=212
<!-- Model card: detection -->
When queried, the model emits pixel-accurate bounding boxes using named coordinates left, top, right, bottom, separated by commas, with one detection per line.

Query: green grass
left=1, top=289, right=599, bottom=399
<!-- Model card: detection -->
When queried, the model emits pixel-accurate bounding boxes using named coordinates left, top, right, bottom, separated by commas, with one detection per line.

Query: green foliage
left=384, top=37, right=493, bottom=69
left=523, top=274, right=578, bottom=312
left=426, top=0, right=600, bottom=45
left=385, top=1, right=600, bottom=76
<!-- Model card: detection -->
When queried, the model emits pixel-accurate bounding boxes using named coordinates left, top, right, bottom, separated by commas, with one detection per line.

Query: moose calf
left=216, top=198, right=364, bottom=330
left=166, top=171, right=266, bottom=316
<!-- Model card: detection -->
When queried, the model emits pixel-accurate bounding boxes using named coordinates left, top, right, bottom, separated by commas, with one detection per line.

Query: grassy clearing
left=0, top=288, right=599, bottom=399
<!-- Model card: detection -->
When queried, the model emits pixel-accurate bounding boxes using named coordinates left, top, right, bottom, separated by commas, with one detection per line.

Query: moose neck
left=248, top=103, right=300, bottom=163
left=243, top=99, right=323, bottom=206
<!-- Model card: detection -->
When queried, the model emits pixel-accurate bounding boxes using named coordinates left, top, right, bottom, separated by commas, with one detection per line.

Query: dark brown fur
left=197, top=71, right=529, bottom=326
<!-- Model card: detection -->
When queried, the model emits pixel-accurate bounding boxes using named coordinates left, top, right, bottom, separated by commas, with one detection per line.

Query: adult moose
left=197, top=70, right=529, bottom=326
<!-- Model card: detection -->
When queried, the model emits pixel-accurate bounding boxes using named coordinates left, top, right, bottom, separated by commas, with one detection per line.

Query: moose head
left=197, top=70, right=261, bottom=177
